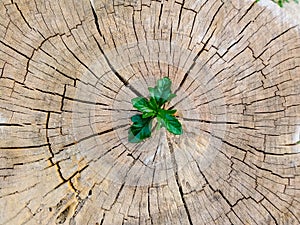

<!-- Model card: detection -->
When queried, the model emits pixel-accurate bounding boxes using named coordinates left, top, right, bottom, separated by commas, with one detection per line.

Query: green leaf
left=156, top=109, right=176, bottom=130
left=148, top=77, right=176, bottom=107
left=167, top=93, right=177, bottom=102
left=163, top=109, right=177, bottom=115
left=128, top=114, right=153, bottom=143
left=131, top=97, right=156, bottom=118
left=148, top=97, right=159, bottom=111
left=128, top=77, right=182, bottom=143
left=157, top=109, right=182, bottom=135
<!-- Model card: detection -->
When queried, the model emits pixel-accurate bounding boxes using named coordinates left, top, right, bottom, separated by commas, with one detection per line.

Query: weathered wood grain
left=0, top=0, right=300, bottom=224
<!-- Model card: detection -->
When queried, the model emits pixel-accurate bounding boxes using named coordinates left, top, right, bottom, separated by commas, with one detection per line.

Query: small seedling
left=128, top=77, right=182, bottom=143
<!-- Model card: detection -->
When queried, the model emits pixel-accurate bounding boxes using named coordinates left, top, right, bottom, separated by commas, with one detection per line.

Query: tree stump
left=0, top=0, right=300, bottom=224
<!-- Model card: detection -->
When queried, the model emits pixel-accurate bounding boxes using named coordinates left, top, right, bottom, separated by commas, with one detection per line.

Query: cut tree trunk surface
left=0, top=0, right=300, bottom=224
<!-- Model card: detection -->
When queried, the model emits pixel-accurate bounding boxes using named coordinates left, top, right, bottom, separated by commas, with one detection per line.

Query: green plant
left=256, top=0, right=299, bottom=7
left=128, top=77, right=182, bottom=143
